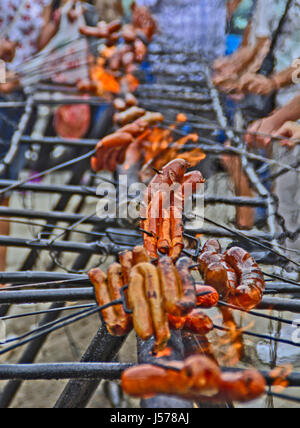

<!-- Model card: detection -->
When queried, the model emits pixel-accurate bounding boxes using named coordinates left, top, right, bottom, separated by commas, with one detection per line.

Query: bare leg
left=221, top=150, right=255, bottom=230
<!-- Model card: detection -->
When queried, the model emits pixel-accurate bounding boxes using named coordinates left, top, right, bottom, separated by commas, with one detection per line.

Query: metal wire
left=0, top=149, right=96, bottom=196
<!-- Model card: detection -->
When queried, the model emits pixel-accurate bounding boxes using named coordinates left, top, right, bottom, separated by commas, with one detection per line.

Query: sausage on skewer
left=175, top=257, right=197, bottom=315
left=89, top=269, right=125, bottom=336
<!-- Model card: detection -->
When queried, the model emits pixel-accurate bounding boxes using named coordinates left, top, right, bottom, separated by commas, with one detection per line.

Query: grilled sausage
left=120, top=120, right=148, bottom=137
left=157, top=210, right=171, bottom=255
left=142, top=217, right=158, bottom=259
left=122, top=356, right=221, bottom=399
left=146, top=159, right=190, bottom=204
left=122, top=355, right=266, bottom=402
left=134, top=39, right=147, bottom=62
left=135, top=263, right=170, bottom=352
left=132, top=246, right=150, bottom=265
left=182, top=309, right=213, bottom=335
left=107, top=263, right=132, bottom=335
left=79, top=25, right=108, bottom=38
left=128, top=268, right=154, bottom=341
left=204, top=261, right=237, bottom=298
left=92, top=132, right=134, bottom=172
left=125, top=93, right=138, bottom=107
left=170, top=206, right=184, bottom=261
left=121, top=364, right=174, bottom=398
left=168, top=314, right=186, bottom=330
left=182, top=171, right=206, bottom=200
left=175, top=257, right=197, bottom=315
left=100, top=132, right=134, bottom=150
left=89, top=268, right=121, bottom=336
left=138, top=112, right=164, bottom=125
left=168, top=310, right=213, bottom=335
left=195, top=284, right=219, bottom=308
left=224, top=247, right=265, bottom=310
left=198, top=240, right=237, bottom=298
left=114, top=107, right=146, bottom=126
left=105, top=147, right=124, bottom=172
left=157, top=256, right=181, bottom=316
left=107, top=32, right=120, bottom=46
left=220, top=370, right=266, bottom=402
left=114, top=98, right=127, bottom=112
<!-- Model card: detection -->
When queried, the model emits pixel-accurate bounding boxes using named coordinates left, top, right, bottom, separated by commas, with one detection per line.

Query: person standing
left=0, top=0, right=59, bottom=276
left=134, top=0, right=242, bottom=60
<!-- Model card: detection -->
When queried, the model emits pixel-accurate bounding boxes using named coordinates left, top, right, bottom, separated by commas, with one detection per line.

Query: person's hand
left=213, top=47, right=254, bottom=74
left=68, top=7, right=79, bottom=23
left=0, top=71, right=20, bottom=94
left=274, top=121, right=300, bottom=149
left=213, top=74, right=245, bottom=100
left=213, top=56, right=232, bottom=73
left=244, top=114, right=284, bottom=149
left=239, top=73, right=276, bottom=95
left=213, top=72, right=239, bottom=87
left=0, top=39, right=16, bottom=63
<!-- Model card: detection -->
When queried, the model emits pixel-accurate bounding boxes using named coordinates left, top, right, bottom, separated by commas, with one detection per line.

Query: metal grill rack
left=0, top=45, right=299, bottom=408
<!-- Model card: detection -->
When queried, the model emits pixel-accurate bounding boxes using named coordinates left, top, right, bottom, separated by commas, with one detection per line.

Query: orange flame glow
left=90, top=63, right=120, bottom=95
left=138, top=127, right=206, bottom=183
left=154, top=347, right=172, bottom=358
left=211, top=308, right=244, bottom=367
left=269, top=365, right=293, bottom=392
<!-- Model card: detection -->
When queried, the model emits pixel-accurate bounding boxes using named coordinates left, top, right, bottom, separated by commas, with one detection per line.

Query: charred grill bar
left=54, top=327, right=127, bottom=408
left=0, top=287, right=299, bottom=312
left=0, top=363, right=298, bottom=387
left=137, top=334, right=194, bottom=409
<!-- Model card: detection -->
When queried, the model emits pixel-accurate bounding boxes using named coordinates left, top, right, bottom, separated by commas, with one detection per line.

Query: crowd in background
left=0, top=0, right=300, bottom=268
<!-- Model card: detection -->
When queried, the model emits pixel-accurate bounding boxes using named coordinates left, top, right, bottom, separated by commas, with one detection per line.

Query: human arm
left=37, top=5, right=61, bottom=51
left=239, top=60, right=300, bottom=95
left=274, top=121, right=300, bottom=149
left=0, top=70, right=20, bottom=94
left=227, top=0, right=243, bottom=20
left=213, top=36, right=271, bottom=92
left=245, top=93, right=300, bottom=148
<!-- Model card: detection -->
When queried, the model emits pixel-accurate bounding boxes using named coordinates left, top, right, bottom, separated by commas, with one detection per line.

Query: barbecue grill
left=0, top=36, right=299, bottom=409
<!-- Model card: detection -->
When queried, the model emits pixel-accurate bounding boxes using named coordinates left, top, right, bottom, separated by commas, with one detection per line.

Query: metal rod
left=0, top=246, right=96, bottom=408
left=0, top=271, right=88, bottom=285
left=32, top=98, right=109, bottom=107
left=0, top=180, right=98, bottom=197
left=258, top=297, right=300, bottom=313
left=0, top=207, right=111, bottom=226
left=0, top=92, right=34, bottom=174
left=0, top=288, right=94, bottom=304
left=0, top=363, right=132, bottom=381
left=199, top=195, right=268, bottom=207
left=0, top=149, right=96, bottom=196
left=0, top=235, right=128, bottom=255
left=20, top=135, right=97, bottom=148
left=185, top=225, right=275, bottom=241
left=0, top=302, right=65, bottom=408
left=1, top=304, right=96, bottom=322
left=21, top=154, right=92, bottom=271
left=0, top=363, right=298, bottom=386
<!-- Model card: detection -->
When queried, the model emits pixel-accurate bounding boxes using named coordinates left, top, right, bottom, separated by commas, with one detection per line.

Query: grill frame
left=0, top=50, right=299, bottom=409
